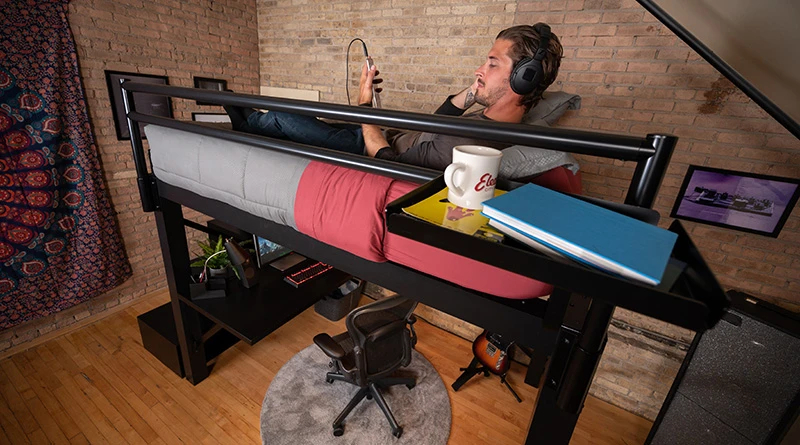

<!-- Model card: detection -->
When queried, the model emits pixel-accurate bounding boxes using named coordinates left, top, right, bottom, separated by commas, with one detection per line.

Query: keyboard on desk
left=283, top=261, right=334, bottom=287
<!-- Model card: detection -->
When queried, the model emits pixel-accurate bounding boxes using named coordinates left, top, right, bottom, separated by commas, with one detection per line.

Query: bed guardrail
left=120, top=81, right=676, bottom=212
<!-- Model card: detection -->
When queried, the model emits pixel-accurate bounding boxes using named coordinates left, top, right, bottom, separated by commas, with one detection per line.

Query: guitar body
left=472, top=330, right=513, bottom=375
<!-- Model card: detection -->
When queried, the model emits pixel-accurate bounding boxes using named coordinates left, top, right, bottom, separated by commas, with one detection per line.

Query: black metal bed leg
left=526, top=382, right=581, bottom=444
left=525, top=297, right=614, bottom=444
left=524, top=288, right=574, bottom=387
left=155, top=198, right=209, bottom=384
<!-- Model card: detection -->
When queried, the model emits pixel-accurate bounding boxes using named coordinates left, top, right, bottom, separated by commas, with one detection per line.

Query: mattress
left=145, top=124, right=575, bottom=299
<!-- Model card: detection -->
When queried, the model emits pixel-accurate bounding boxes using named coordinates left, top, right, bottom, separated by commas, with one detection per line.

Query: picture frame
left=193, top=77, right=228, bottom=105
left=191, top=112, right=231, bottom=124
left=105, top=70, right=173, bottom=141
left=670, top=165, right=800, bottom=238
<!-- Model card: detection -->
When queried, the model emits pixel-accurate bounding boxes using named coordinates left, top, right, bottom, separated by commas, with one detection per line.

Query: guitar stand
left=451, top=357, right=522, bottom=403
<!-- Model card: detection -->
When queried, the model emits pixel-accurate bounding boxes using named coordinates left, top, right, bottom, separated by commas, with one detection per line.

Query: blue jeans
left=246, top=111, right=365, bottom=155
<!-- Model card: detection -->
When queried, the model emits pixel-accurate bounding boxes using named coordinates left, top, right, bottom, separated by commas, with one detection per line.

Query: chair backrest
left=345, top=295, right=418, bottom=383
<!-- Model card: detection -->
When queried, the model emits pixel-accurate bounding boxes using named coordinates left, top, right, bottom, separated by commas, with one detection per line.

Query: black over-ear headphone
left=509, top=23, right=552, bottom=95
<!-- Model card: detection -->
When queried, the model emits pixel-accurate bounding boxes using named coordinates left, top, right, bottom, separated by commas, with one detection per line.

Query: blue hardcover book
left=481, top=184, right=678, bottom=285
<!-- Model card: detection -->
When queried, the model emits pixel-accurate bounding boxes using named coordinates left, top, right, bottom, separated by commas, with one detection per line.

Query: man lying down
left=224, top=24, right=566, bottom=172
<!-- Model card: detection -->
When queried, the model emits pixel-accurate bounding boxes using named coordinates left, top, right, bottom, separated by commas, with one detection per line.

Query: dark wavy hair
left=496, top=24, right=563, bottom=111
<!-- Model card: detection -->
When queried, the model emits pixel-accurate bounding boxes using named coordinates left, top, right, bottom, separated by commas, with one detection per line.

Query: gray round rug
left=261, top=345, right=451, bottom=444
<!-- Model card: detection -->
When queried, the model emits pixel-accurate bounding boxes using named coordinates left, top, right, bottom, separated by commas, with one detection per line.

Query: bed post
left=121, top=79, right=159, bottom=212
left=524, top=134, right=677, bottom=444
left=122, top=80, right=209, bottom=383
left=155, top=198, right=211, bottom=384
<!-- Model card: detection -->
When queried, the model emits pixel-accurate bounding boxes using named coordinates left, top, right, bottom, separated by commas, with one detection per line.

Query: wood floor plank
left=27, top=428, right=48, bottom=444
left=66, top=356, right=147, bottom=445
left=48, top=337, right=131, bottom=444
left=44, top=341, right=116, bottom=445
left=0, top=421, right=12, bottom=445
left=0, top=364, right=41, bottom=435
left=68, top=327, right=173, bottom=445
left=49, top=384, right=108, bottom=445
left=111, top=334, right=218, bottom=444
left=0, top=291, right=653, bottom=444
left=17, top=348, right=82, bottom=440
left=5, top=353, right=73, bottom=445
left=0, top=388, right=30, bottom=445
left=81, top=323, right=170, bottom=443
left=95, top=314, right=257, bottom=444
left=65, top=321, right=185, bottom=445
left=68, top=432, right=90, bottom=445
left=108, top=351, right=212, bottom=445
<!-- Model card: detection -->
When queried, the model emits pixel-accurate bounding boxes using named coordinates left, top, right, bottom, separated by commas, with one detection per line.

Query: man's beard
left=475, top=80, right=509, bottom=107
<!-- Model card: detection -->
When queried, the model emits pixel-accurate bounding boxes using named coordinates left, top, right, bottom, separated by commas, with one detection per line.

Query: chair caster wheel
left=406, top=383, right=415, bottom=390
left=366, top=393, right=373, bottom=400
left=326, top=377, right=334, bottom=384
left=392, top=427, right=403, bottom=438
left=333, top=426, right=344, bottom=437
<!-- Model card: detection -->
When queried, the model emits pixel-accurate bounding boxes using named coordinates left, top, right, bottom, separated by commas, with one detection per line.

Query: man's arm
left=358, top=61, right=390, bottom=157
left=447, top=79, right=480, bottom=111
left=374, top=132, right=496, bottom=170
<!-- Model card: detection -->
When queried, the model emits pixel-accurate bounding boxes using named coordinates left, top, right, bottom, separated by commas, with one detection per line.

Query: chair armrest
left=408, top=315, right=418, bottom=347
left=313, top=333, right=346, bottom=360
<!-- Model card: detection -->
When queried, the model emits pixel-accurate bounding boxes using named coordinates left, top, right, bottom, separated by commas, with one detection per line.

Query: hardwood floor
left=0, top=291, right=652, bottom=444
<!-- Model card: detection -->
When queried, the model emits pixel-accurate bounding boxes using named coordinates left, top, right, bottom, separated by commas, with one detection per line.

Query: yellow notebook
left=402, top=188, right=506, bottom=242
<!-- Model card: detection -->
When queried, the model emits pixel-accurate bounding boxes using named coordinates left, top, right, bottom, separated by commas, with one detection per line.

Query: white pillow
left=523, top=91, right=582, bottom=125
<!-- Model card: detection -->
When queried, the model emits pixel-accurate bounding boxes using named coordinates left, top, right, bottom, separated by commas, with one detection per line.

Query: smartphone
left=365, top=57, right=381, bottom=109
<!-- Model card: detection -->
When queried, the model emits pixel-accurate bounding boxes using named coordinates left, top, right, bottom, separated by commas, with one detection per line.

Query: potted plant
left=191, top=235, right=233, bottom=280
left=190, top=235, right=256, bottom=282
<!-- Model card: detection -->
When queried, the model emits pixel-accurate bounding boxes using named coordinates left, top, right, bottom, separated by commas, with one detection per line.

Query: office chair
left=313, top=295, right=418, bottom=438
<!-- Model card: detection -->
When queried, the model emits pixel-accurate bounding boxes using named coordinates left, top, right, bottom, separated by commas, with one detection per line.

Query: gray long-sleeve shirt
left=375, top=96, right=510, bottom=170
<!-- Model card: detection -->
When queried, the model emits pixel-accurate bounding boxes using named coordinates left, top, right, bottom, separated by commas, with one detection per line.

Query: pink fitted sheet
left=294, top=161, right=392, bottom=263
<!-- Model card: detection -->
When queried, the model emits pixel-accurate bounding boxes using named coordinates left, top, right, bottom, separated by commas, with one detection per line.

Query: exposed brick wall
left=517, top=0, right=800, bottom=311
left=0, top=0, right=259, bottom=354
left=258, top=0, right=799, bottom=420
left=256, top=0, right=517, bottom=111
left=523, top=0, right=799, bottom=417
left=522, top=0, right=798, bottom=418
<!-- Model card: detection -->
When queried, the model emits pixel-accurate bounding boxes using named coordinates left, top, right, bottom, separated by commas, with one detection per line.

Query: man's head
left=474, top=24, right=563, bottom=114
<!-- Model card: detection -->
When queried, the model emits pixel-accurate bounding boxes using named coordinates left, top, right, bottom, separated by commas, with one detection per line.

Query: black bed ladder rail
left=120, top=81, right=671, bottom=213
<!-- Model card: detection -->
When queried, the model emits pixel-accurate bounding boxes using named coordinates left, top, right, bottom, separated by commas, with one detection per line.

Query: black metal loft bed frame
left=122, top=81, right=726, bottom=444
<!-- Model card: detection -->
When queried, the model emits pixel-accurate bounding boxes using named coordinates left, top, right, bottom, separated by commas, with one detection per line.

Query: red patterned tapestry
left=0, top=0, right=131, bottom=329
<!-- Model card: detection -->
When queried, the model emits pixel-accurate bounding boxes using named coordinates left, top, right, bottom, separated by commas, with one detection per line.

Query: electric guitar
left=471, top=330, right=514, bottom=375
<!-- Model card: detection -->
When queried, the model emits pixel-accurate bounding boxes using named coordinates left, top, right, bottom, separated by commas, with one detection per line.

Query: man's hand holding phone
left=359, top=57, right=382, bottom=108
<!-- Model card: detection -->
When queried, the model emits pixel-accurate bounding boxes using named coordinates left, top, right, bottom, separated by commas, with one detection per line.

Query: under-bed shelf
left=179, top=262, right=351, bottom=345
left=158, top=180, right=554, bottom=345
left=386, top=176, right=728, bottom=332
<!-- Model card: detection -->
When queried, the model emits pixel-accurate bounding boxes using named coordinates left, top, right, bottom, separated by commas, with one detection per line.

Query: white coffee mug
left=443, top=145, right=503, bottom=210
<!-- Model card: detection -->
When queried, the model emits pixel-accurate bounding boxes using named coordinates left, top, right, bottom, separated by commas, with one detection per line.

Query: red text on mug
left=474, top=173, right=497, bottom=192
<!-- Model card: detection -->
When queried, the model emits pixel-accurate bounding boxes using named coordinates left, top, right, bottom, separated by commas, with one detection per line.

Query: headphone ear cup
left=509, top=57, right=543, bottom=95
left=510, top=23, right=552, bottom=96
